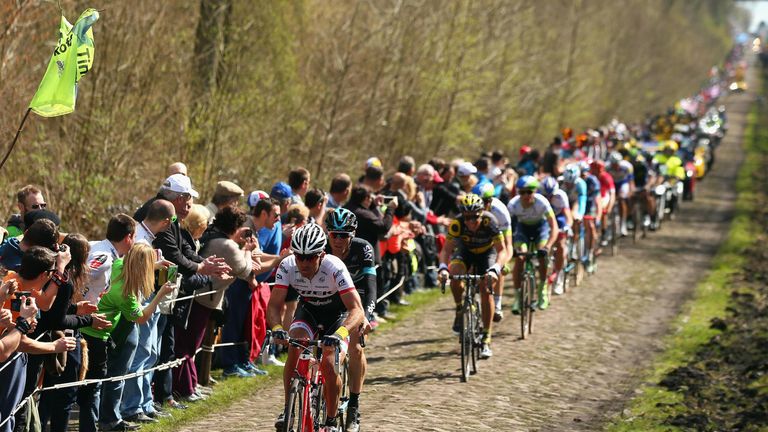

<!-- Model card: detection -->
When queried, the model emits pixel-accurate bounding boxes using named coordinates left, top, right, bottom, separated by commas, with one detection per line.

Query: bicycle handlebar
left=263, top=330, right=344, bottom=375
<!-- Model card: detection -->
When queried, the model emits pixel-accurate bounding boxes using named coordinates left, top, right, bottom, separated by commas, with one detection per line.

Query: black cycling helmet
left=325, top=208, right=358, bottom=233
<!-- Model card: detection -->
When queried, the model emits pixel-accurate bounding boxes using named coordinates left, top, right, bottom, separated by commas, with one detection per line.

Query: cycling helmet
left=590, top=159, right=605, bottom=171
left=540, top=176, right=559, bottom=195
left=291, top=223, right=327, bottom=255
left=664, top=140, right=679, bottom=152
left=324, top=208, right=357, bottom=233
left=477, top=182, right=495, bottom=200
left=516, top=175, right=540, bottom=191
left=579, top=160, right=591, bottom=173
left=458, top=194, right=484, bottom=213
left=563, top=164, right=580, bottom=183
left=609, top=152, right=623, bottom=165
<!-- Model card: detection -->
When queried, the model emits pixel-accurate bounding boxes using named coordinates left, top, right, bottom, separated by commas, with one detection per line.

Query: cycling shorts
left=513, top=221, right=550, bottom=253
left=599, top=195, right=611, bottom=215
left=290, top=303, right=349, bottom=354
left=616, top=181, right=631, bottom=199
left=450, top=243, right=498, bottom=274
left=555, top=215, right=569, bottom=238
left=584, top=198, right=600, bottom=219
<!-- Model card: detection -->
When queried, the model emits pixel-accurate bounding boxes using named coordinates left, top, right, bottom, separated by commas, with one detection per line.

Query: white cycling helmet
left=291, top=223, right=327, bottom=255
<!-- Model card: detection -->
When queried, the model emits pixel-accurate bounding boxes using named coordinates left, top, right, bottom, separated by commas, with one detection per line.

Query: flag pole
left=0, top=108, right=32, bottom=171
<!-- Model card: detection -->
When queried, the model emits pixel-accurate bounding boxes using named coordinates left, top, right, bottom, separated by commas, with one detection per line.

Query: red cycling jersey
left=597, top=171, right=615, bottom=198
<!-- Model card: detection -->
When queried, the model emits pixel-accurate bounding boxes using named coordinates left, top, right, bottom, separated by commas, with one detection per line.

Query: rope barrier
left=0, top=337, right=251, bottom=428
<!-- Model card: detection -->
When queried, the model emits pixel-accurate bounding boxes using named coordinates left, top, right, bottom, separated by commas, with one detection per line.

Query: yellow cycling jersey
left=447, top=211, right=503, bottom=254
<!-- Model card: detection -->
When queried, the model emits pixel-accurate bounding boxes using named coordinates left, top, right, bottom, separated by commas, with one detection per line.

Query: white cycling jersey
left=507, top=193, right=554, bottom=225
left=488, top=197, right=511, bottom=233
left=548, top=189, right=570, bottom=216
left=609, top=160, right=634, bottom=184
left=274, top=254, right=356, bottom=309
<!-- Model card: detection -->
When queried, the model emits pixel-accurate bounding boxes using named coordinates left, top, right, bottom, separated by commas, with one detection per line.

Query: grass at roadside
left=607, top=103, right=763, bottom=431
left=140, top=286, right=444, bottom=431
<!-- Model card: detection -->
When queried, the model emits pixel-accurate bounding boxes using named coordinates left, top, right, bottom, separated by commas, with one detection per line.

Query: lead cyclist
left=268, top=224, right=364, bottom=432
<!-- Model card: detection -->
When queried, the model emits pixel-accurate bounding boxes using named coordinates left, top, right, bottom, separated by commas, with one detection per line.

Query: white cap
left=457, top=162, right=477, bottom=177
left=247, top=190, right=270, bottom=208
left=161, top=174, right=199, bottom=198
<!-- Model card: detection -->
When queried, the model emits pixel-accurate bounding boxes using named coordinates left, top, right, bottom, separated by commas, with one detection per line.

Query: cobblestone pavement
left=177, top=84, right=750, bottom=432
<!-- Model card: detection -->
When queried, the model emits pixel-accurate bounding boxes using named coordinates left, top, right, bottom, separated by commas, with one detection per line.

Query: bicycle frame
left=264, top=332, right=341, bottom=432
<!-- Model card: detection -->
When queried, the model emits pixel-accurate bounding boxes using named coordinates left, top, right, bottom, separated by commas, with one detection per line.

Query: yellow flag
left=29, top=9, right=99, bottom=117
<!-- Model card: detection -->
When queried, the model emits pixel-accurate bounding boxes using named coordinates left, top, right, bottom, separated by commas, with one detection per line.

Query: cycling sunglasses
left=464, top=213, right=482, bottom=221
left=519, top=190, right=534, bottom=195
left=329, top=232, right=352, bottom=239
left=295, top=253, right=321, bottom=262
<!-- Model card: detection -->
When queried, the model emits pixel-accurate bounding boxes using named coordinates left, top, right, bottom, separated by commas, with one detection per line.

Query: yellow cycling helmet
left=458, top=194, right=484, bottom=213
left=664, top=140, right=678, bottom=152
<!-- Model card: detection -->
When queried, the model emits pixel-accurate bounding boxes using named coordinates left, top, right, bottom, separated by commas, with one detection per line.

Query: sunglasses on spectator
left=464, top=213, right=482, bottom=221
left=295, top=253, right=321, bottom=262
left=519, top=190, right=534, bottom=195
left=31, top=203, right=47, bottom=210
left=330, top=232, right=352, bottom=239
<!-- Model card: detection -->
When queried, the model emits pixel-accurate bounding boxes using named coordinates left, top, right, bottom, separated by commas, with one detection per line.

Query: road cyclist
left=323, top=208, right=376, bottom=432
left=538, top=176, right=572, bottom=295
left=268, top=223, right=365, bottom=432
left=507, top=176, right=559, bottom=312
left=437, top=194, right=505, bottom=359
left=476, top=182, right=513, bottom=323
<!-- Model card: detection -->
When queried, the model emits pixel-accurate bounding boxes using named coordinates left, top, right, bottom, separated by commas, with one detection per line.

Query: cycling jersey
left=583, top=174, right=601, bottom=217
left=653, top=154, right=685, bottom=180
left=547, top=189, right=570, bottom=216
left=632, top=159, right=652, bottom=188
left=274, top=254, right=356, bottom=317
left=486, top=197, right=512, bottom=236
left=608, top=160, right=634, bottom=186
left=447, top=211, right=503, bottom=254
left=326, top=237, right=377, bottom=318
left=507, top=194, right=555, bottom=225
left=561, top=178, right=587, bottom=219
left=596, top=171, right=615, bottom=198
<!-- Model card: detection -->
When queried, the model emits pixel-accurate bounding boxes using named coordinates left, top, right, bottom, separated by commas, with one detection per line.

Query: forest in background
left=0, top=0, right=746, bottom=236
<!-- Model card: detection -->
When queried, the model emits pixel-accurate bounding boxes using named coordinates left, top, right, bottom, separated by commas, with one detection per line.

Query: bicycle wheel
left=631, top=201, right=640, bottom=244
left=610, top=209, right=619, bottom=256
left=312, top=381, right=326, bottom=430
left=337, top=359, right=349, bottom=428
left=470, top=294, right=481, bottom=375
left=520, top=277, right=530, bottom=340
left=284, top=380, right=305, bottom=432
left=527, top=272, right=536, bottom=335
left=460, top=301, right=472, bottom=382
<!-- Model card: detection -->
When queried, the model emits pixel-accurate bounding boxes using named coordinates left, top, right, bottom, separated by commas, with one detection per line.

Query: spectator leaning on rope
left=38, top=234, right=111, bottom=432
left=121, top=200, right=177, bottom=424
left=79, top=243, right=175, bottom=432
left=134, top=174, right=230, bottom=410
left=0, top=248, right=77, bottom=432
left=174, top=207, right=254, bottom=397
